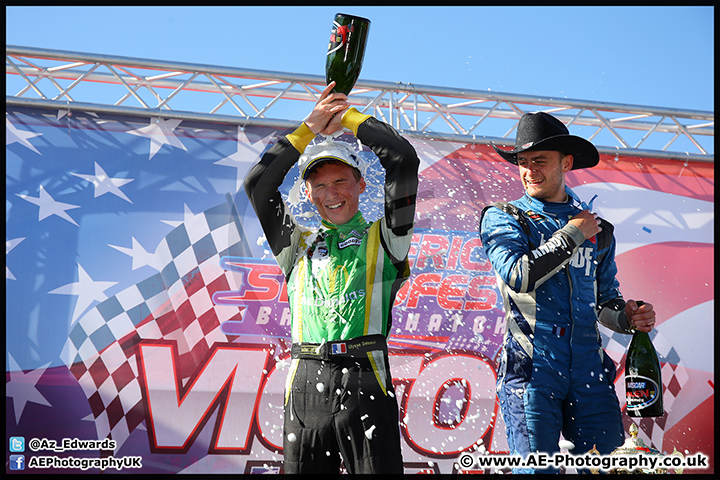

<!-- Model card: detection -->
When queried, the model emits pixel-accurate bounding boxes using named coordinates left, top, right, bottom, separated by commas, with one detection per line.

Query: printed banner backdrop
left=6, top=106, right=713, bottom=474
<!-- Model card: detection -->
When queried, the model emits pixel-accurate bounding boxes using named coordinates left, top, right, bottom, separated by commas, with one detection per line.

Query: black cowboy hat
left=492, top=112, right=599, bottom=170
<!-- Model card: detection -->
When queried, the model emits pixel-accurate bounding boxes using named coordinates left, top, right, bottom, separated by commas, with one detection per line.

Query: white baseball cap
left=298, top=139, right=364, bottom=180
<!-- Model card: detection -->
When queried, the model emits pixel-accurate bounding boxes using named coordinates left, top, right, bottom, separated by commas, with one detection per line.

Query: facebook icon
left=9, top=454, right=25, bottom=471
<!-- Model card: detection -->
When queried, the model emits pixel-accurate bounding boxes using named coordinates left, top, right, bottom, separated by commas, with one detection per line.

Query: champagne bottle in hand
left=325, top=13, right=370, bottom=95
left=625, top=301, right=664, bottom=417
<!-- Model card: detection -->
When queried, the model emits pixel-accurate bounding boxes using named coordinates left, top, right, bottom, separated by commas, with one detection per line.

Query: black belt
left=291, top=334, right=388, bottom=360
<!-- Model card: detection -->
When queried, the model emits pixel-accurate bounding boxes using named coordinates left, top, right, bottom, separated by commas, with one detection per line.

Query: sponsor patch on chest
left=338, top=237, right=362, bottom=249
left=525, top=210, right=545, bottom=221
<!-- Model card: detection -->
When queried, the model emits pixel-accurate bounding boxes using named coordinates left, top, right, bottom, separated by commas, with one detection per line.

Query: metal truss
left=6, top=45, right=714, bottom=163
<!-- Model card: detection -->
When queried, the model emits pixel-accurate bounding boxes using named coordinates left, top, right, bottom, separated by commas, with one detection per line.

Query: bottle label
left=625, top=375, right=660, bottom=410
left=328, top=21, right=353, bottom=56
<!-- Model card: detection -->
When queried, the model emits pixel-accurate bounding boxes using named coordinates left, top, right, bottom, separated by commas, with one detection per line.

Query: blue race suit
left=480, top=187, right=630, bottom=473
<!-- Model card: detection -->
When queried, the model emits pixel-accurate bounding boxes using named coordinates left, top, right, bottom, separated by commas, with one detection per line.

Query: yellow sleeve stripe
left=286, top=122, right=316, bottom=153
left=341, top=107, right=372, bottom=136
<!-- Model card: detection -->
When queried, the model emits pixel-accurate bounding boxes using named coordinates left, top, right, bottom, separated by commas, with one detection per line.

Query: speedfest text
left=213, top=230, right=502, bottom=338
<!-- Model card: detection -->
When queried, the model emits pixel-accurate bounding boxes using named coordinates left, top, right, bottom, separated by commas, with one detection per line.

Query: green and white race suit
left=244, top=107, right=419, bottom=344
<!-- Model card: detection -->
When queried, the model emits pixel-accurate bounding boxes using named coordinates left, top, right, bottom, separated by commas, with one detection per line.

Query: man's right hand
left=568, top=209, right=602, bottom=240
left=305, top=82, right=349, bottom=136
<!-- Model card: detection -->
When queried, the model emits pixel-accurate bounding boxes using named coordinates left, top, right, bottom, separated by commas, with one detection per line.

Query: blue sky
left=6, top=6, right=714, bottom=113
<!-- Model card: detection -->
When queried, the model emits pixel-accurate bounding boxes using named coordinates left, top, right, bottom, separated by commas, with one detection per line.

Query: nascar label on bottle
left=325, top=13, right=370, bottom=95
left=625, top=301, right=664, bottom=417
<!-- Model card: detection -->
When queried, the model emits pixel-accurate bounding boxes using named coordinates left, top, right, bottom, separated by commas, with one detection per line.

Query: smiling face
left=305, top=161, right=366, bottom=225
left=516, top=150, right=573, bottom=203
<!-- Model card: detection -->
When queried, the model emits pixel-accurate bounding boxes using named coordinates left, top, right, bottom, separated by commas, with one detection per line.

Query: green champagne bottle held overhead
left=625, top=301, right=664, bottom=417
left=325, top=13, right=370, bottom=95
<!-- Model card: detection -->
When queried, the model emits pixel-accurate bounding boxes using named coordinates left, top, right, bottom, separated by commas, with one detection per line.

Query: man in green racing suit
left=244, top=82, right=419, bottom=474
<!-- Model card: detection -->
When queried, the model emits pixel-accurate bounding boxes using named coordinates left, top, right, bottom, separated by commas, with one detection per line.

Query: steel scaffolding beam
left=6, top=45, right=714, bottom=163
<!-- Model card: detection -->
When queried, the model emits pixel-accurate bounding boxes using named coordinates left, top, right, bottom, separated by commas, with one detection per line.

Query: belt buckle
left=299, top=344, right=322, bottom=358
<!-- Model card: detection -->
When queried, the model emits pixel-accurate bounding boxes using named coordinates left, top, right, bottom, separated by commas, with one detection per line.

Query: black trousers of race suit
left=282, top=352, right=404, bottom=474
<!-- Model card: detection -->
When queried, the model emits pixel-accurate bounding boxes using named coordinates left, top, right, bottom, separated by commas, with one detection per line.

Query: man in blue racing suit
left=479, top=112, right=657, bottom=473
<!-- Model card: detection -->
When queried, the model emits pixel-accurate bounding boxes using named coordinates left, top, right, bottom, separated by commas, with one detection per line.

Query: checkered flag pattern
left=60, top=198, right=250, bottom=450
left=600, top=328, right=689, bottom=452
